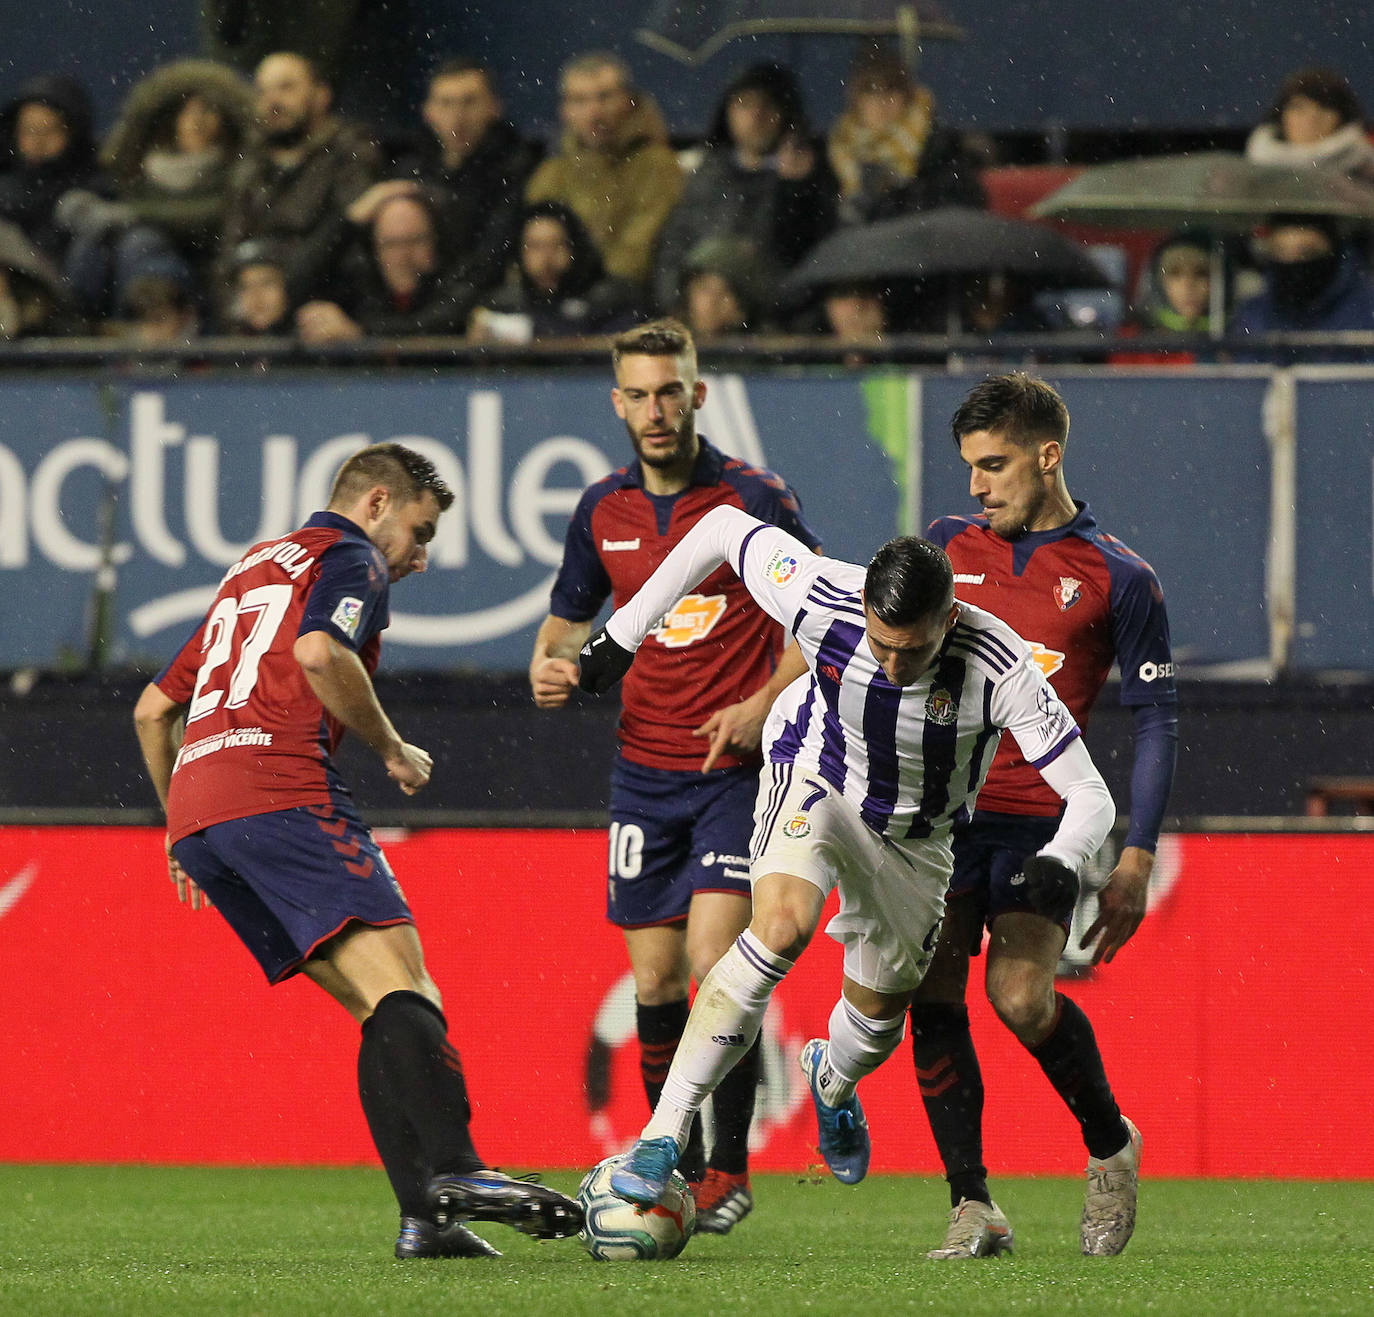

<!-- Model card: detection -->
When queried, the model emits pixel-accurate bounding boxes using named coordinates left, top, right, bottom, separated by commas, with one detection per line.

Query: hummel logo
left=712, top=1033, right=746, bottom=1046
left=601, top=538, right=640, bottom=551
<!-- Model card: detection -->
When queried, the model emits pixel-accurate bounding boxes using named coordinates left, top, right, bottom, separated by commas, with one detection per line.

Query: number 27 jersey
left=155, top=511, right=390, bottom=844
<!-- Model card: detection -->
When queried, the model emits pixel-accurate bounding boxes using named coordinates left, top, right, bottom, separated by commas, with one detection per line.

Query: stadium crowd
left=1, top=48, right=1372, bottom=353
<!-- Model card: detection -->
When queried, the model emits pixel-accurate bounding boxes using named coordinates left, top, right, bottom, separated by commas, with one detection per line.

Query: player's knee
left=987, top=977, right=1055, bottom=1041
left=748, top=908, right=811, bottom=961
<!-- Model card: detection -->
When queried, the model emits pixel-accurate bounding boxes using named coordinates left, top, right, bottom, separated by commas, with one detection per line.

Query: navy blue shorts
left=171, top=801, right=412, bottom=984
left=606, top=755, right=757, bottom=928
left=947, top=810, right=1064, bottom=953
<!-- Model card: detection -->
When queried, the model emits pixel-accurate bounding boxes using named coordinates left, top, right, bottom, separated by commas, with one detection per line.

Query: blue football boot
left=799, top=1038, right=871, bottom=1184
left=608, top=1135, right=681, bottom=1206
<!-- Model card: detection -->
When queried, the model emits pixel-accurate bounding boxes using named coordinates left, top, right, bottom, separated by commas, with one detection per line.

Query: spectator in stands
left=525, top=51, right=681, bottom=288
left=221, top=237, right=293, bottom=334
left=0, top=75, right=101, bottom=264
left=827, top=44, right=984, bottom=225
left=219, top=52, right=380, bottom=309
left=63, top=59, right=255, bottom=320
left=470, top=199, right=640, bottom=342
left=1128, top=232, right=1216, bottom=334
left=676, top=235, right=773, bottom=339
left=117, top=274, right=200, bottom=345
left=0, top=218, right=80, bottom=337
left=396, top=57, right=543, bottom=306
left=1233, top=215, right=1374, bottom=357
left=821, top=280, right=887, bottom=342
left=652, top=62, right=836, bottom=315
left=295, top=190, right=471, bottom=341
left=1245, top=67, right=1374, bottom=184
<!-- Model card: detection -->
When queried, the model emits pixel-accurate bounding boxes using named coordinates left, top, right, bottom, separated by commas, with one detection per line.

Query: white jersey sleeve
left=604, top=506, right=825, bottom=650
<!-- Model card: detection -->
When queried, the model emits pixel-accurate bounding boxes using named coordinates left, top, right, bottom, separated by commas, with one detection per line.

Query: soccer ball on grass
left=575, top=1155, right=696, bottom=1260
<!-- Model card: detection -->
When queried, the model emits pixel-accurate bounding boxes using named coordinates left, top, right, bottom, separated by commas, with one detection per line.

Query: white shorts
left=750, top=763, right=951, bottom=994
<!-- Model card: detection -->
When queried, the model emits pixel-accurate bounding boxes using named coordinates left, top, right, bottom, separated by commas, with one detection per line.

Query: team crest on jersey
left=1054, top=576, right=1082, bottom=611
left=763, top=547, right=800, bottom=587
left=650, top=593, right=728, bottom=648
left=1029, top=643, right=1065, bottom=678
left=330, top=596, right=363, bottom=638
left=924, top=687, right=958, bottom=725
left=781, top=813, right=812, bottom=838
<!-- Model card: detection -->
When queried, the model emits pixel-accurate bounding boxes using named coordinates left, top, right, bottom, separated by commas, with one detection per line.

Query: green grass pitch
left=2, top=1166, right=1370, bottom=1316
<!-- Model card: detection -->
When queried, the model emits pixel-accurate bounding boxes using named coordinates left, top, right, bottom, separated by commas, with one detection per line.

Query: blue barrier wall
left=0, top=368, right=1369, bottom=673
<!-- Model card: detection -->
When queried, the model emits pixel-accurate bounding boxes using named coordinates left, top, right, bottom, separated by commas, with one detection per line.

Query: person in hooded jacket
left=471, top=200, right=641, bottom=342
left=651, top=62, right=837, bottom=316
left=0, top=74, right=102, bottom=264
left=1245, top=67, right=1374, bottom=185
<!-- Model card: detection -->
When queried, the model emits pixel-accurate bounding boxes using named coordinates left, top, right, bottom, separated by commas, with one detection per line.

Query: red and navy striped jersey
left=551, top=437, right=820, bottom=770
left=155, top=511, right=390, bottom=843
left=927, top=502, right=1175, bottom=817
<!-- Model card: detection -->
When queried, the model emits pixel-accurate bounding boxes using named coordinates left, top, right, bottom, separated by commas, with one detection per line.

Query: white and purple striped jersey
left=605, top=506, right=1113, bottom=870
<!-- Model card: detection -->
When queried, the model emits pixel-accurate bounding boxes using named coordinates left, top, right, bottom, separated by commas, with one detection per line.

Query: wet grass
left=1, top=1165, right=1370, bottom=1316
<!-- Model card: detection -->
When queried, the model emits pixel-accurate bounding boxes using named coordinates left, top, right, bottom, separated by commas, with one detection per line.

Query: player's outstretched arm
left=133, top=682, right=208, bottom=909
left=1034, top=737, right=1116, bottom=875
left=530, top=614, right=591, bottom=708
left=294, top=630, right=431, bottom=795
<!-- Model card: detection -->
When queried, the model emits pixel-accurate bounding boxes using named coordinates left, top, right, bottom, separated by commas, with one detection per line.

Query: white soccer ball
left=576, top=1155, right=696, bottom=1261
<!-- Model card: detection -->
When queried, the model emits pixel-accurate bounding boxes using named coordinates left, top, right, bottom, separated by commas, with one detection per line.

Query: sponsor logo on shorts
left=1054, top=576, right=1082, bottom=611
left=601, top=538, right=640, bottom=551
left=1139, top=660, right=1175, bottom=682
left=700, top=852, right=749, bottom=867
left=924, top=687, right=958, bottom=725
left=763, top=547, right=800, bottom=587
left=781, top=813, right=812, bottom=838
left=650, top=593, right=727, bottom=648
left=331, top=595, right=364, bottom=638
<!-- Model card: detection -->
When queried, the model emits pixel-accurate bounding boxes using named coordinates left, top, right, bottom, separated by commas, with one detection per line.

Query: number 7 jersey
left=154, top=511, right=391, bottom=844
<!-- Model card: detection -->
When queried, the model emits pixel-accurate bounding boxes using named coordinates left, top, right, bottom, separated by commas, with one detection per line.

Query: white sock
left=643, top=929, right=792, bottom=1147
left=815, top=996, right=907, bottom=1106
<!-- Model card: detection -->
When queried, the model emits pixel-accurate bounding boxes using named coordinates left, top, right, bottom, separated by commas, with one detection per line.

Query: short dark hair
left=611, top=317, right=697, bottom=374
left=950, top=372, right=1069, bottom=450
left=429, top=56, right=495, bottom=93
left=1271, top=67, right=1364, bottom=130
left=864, top=537, right=954, bottom=626
left=329, top=442, right=455, bottom=512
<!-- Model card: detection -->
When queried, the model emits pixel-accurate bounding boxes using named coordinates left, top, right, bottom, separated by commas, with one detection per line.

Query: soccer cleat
left=798, top=1038, right=870, bottom=1185
left=1081, top=1116, right=1143, bottom=1257
left=608, top=1135, right=681, bottom=1207
left=427, top=1169, right=584, bottom=1240
left=693, top=1168, right=754, bottom=1235
left=394, top=1215, right=502, bottom=1259
left=925, top=1199, right=1014, bottom=1260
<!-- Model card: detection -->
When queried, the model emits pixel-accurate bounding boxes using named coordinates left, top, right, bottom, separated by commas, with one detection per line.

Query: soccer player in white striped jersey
left=574, top=504, right=1116, bottom=1210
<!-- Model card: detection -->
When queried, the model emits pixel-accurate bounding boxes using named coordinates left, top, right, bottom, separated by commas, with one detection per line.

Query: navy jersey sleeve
left=1108, top=556, right=1177, bottom=706
left=299, top=539, right=389, bottom=652
left=549, top=485, right=614, bottom=623
left=735, top=468, right=823, bottom=551
left=924, top=515, right=978, bottom=551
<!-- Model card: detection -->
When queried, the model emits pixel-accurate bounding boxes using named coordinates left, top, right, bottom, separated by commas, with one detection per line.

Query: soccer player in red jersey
left=912, top=374, right=1177, bottom=1260
left=133, top=443, right=582, bottom=1260
left=530, top=319, right=820, bottom=1233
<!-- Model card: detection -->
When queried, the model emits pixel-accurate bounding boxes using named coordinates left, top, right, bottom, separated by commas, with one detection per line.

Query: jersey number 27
left=186, top=584, right=294, bottom=724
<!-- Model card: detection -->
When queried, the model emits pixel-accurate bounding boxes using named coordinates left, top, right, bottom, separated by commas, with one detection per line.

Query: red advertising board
left=1, top=827, right=1370, bottom=1177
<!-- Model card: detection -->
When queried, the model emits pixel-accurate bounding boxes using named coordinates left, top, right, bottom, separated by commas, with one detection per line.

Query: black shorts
left=947, top=810, right=1067, bottom=954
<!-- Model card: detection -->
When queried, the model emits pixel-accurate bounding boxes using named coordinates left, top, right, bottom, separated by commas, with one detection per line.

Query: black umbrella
left=780, top=207, right=1110, bottom=300
left=636, top=0, right=964, bottom=66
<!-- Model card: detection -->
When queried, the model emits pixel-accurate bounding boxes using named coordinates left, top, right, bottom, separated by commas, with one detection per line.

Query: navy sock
left=1027, top=993, right=1127, bottom=1160
left=637, top=998, right=705, bottom=1179
left=910, top=1002, right=990, bottom=1207
left=708, top=1036, right=760, bottom=1176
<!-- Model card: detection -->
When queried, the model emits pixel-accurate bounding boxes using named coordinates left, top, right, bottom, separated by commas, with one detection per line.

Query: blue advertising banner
left=916, top=373, right=1275, bottom=668
left=1291, top=376, right=1374, bottom=672
left=0, top=372, right=900, bottom=671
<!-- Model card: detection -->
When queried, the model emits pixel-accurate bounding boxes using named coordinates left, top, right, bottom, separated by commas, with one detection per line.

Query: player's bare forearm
left=1080, top=845, right=1152, bottom=965
left=694, top=641, right=809, bottom=771
left=132, top=682, right=185, bottom=813
left=531, top=614, right=590, bottom=709
left=294, top=630, right=404, bottom=761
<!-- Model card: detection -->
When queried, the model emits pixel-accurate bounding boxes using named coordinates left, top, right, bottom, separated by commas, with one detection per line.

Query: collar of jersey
left=305, top=509, right=372, bottom=540
left=625, top=434, right=725, bottom=490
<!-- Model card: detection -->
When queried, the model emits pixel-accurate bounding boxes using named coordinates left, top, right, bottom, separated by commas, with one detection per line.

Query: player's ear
left=692, top=378, right=707, bottom=409
left=610, top=387, right=626, bottom=419
left=1039, top=440, right=1063, bottom=475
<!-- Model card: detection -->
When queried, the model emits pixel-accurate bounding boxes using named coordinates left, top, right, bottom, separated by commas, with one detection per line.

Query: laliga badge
left=781, top=813, right=812, bottom=839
